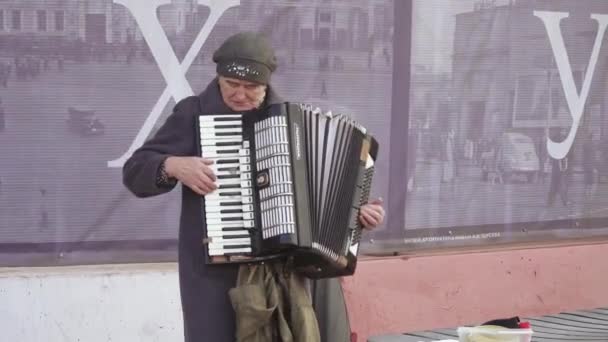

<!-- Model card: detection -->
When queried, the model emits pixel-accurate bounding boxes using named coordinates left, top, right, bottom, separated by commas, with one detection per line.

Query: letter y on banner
left=534, top=11, right=608, bottom=160
left=108, top=0, right=240, bottom=168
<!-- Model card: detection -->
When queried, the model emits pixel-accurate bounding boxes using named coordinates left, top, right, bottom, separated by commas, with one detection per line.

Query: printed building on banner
left=0, top=0, right=200, bottom=45
left=0, top=0, right=395, bottom=71
left=450, top=0, right=608, bottom=146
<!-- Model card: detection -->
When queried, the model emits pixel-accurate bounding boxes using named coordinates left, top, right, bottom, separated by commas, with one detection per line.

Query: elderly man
left=123, top=32, right=385, bottom=342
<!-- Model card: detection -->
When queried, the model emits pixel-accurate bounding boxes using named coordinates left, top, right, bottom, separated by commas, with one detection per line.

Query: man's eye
left=245, top=85, right=258, bottom=90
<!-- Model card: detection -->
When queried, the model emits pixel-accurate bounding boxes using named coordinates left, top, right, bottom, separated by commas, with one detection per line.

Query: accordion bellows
left=197, top=102, right=378, bottom=278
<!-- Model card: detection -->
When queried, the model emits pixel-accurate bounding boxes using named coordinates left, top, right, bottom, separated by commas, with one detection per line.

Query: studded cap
left=213, top=31, right=277, bottom=85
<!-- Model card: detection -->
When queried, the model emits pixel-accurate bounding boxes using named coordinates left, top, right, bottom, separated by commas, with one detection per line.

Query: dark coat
left=123, top=78, right=351, bottom=342
left=123, top=78, right=284, bottom=341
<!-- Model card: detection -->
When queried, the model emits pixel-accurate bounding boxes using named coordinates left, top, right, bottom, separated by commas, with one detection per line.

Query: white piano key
left=206, top=217, right=242, bottom=225
left=219, top=180, right=252, bottom=188
left=208, top=235, right=251, bottom=242
left=205, top=212, right=245, bottom=219
left=210, top=177, right=242, bottom=184
left=207, top=230, right=250, bottom=237
left=200, top=135, right=243, bottom=142
left=201, top=145, right=245, bottom=153
left=207, top=227, right=247, bottom=234
left=208, top=247, right=252, bottom=256
left=204, top=198, right=249, bottom=206
left=214, top=174, right=252, bottom=183
left=200, top=127, right=242, bottom=134
left=206, top=218, right=255, bottom=227
left=199, top=115, right=242, bottom=121
left=200, top=137, right=244, bottom=146
left=209, top=244, right=251, bottom=252
left=200, top=127, right=243, bottom=135
left=213, top=189, right=251, bottom=197
left=204, top=204, right=254, bottom=213
left=205, top=212, right=255, bottom=220
left=199, top=120, right=242, bottom=127
left=204, top=194, right=252, bottom=202
left=207, top=222, right=246, bottom=229
left=210, top=156, right=250, bottom=164
left=206, top=225, right=248, bottom=233
left=208, top=237, right=251, bottom=245
left=202, top=149, right=249, bottom=158
left=207, top=188, right=252, bottom=197
left=214, top=176, right=249, bottom=183
left=199, top=125, right=242, bottom=132
left=214, top=169, right=252, bottom=178
left=211, top=164, right=251, bottom=173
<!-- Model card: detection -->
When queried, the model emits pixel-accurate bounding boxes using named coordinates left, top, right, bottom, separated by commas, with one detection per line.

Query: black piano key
left=216, top=159, right=240, bottom=164
left=218, top=184, right=241, bottom=189
left=224, top=251, right=251, bottom=256
left=219, top=201, right=243, bottom=206
left=217, top=149, right=240, bottom=154
left=217, top=167, right=240, bottom=172
left=223, top=244, right=252, bottom=249
left=215, top=132, right=240, bottom=137
left=216, top=141, right=242, bottom=146
left=213, top=117, right=241, bottom=122
left=217, top=175, right=240, bottom=180
left=214, top=124, right=242, bottom=129
left=221, top=227, right=247, bottom=231
left=221, top=234, right=250, bottom=239
left=220, top=209, right=244, bottom=214
left=222, top=216, right=244, bottom=221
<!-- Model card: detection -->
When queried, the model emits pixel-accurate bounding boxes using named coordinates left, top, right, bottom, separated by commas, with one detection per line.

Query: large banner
left=378, top=0, right=608, bottom=251
left=0, top=0, right=606, bottom=265
left=0, top=0, right=395, bottom=265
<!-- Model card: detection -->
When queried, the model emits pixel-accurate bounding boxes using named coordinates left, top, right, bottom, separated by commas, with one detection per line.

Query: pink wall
left=342, top=241, right=608, bottom=341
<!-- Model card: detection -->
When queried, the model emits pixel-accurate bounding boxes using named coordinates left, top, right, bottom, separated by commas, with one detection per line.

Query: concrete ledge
left=0, top=263, right=183, bottom=342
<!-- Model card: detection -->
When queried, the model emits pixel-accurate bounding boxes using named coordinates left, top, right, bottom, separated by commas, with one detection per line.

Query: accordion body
left=197, top=102, right=378, bottom=278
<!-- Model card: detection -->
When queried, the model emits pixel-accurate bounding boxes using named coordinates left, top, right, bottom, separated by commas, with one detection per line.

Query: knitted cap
left=213, top=32, right=277, bottom=84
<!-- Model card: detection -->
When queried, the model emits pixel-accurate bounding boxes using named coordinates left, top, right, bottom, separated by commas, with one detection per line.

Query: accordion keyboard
left=199, top=115, right=255, bottom=257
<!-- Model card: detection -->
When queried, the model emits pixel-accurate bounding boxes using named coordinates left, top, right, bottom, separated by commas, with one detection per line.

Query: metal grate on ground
left=367, top=307, right=608, bottom=342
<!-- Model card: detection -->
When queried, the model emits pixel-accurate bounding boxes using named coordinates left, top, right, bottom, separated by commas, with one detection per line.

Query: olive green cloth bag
left=229, top=262, right=321, bottom=342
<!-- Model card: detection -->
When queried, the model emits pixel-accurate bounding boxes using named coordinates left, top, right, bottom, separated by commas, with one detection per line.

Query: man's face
left=218, top=76, right=267, bottom=112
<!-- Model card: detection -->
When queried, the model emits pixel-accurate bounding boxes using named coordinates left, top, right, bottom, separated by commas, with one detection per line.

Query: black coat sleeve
left=122, top=96, right=199, bottom=198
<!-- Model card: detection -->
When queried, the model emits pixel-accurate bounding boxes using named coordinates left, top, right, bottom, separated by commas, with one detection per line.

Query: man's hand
left=359, top=198, right=385, bottom=230
left=164, top=156, right=217, bottom=195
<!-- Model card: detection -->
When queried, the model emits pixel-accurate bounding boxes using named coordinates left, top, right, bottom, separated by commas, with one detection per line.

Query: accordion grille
left=254, top=116, right=297, bottom=239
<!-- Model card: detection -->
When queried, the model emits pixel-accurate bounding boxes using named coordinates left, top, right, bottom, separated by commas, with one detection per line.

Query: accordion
left=196, top=102, right=378, bottom=278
